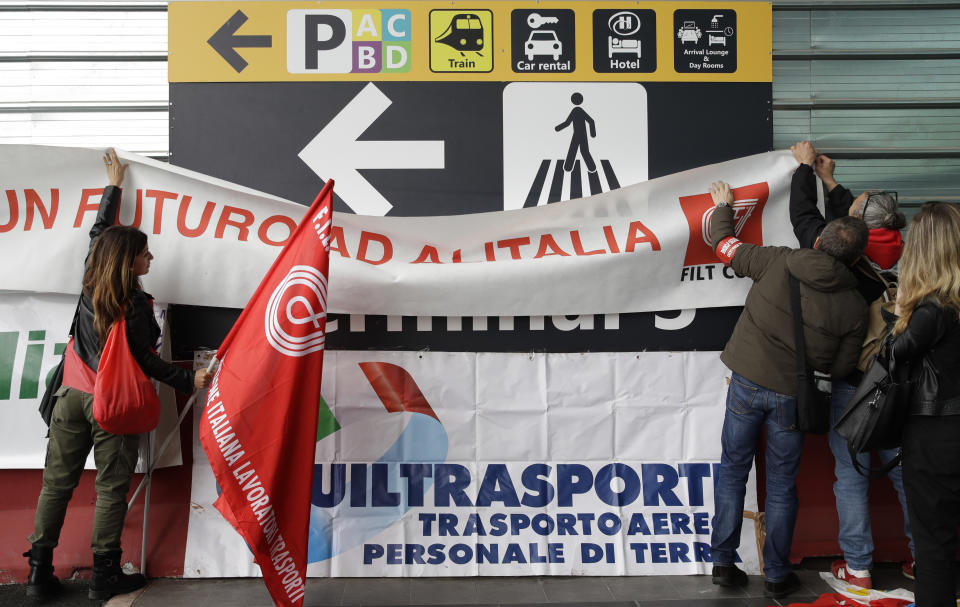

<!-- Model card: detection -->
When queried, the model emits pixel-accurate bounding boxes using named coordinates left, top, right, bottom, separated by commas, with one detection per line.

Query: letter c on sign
left=387, top=13, right=407, bottom=38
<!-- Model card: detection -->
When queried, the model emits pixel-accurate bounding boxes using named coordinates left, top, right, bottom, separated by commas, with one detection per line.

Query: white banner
left=184, top=351, right=760, bottom=577
left=0, top=292, right=182, bottom=470
left=0, top=144, right=798, bottom=316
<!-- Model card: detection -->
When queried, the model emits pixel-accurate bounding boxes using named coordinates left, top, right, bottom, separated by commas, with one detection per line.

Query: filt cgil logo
left=677, top=182, right=769, bottom=266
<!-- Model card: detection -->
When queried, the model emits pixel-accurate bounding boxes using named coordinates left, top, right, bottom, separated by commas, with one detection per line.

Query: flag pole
left=141, top=440, right=151, bottom=575
left=128, top=356, right=219, bottom=573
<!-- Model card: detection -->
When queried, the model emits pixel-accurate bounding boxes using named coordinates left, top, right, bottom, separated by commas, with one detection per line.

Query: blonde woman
left=890, top=202, right=960, bottom=606
left=24, top=150, right=212, bottom=601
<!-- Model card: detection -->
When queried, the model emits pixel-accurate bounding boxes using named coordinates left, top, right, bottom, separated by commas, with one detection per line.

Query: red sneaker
left=902, top=560, right=915, bottom=580
left=831, top=559, right=873, bottom=589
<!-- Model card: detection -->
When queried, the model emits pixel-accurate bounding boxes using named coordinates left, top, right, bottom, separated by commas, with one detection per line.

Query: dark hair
left=818, top=216, right=869, bottom=266
left=82, top=226, right=148, bottom=348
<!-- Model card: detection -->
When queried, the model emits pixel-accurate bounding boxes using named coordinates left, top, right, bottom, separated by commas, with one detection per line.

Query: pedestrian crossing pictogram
left=503, top=82, right=648, bottom=211
left=523, top=158, right=621, bottom=206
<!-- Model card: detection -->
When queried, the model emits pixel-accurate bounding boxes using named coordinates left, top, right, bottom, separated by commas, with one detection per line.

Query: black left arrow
left=208, top=10, right=272, bottom=73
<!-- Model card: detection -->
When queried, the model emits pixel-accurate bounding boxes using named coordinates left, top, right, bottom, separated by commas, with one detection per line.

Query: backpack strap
left=788, top=275, right=809, bottom=382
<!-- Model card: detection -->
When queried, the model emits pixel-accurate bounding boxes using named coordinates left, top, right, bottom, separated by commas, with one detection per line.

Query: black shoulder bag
left=789, top=275, right=831, bottom=433
left=38, top=296, right=81, bottom=427
left=832, top=337, right=911, bottom=477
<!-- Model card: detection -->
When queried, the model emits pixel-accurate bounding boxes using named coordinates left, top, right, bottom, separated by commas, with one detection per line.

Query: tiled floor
left=0, top=561, right=927, bottom=607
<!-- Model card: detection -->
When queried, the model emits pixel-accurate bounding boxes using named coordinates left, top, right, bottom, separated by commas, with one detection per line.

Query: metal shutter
left=0, top=1, right=168, bottom=158
left=773, top=0, right=960, bottom=211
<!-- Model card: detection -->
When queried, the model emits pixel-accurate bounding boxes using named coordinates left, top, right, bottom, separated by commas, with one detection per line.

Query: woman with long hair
left=891, top=202, right=960, bottom=606
left=24, top=149, right=213, bottom=601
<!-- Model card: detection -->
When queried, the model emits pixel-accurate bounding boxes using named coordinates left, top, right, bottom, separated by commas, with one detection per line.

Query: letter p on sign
left=287, top=10, right=352, bottom=73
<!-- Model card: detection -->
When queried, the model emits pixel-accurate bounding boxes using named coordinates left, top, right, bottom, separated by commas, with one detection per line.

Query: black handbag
left=38, top=358, right=65, bottom=427
left=833, top=340, right=911, bottom=477
left=38, top=296, right=81, bottom=427
left=789, top=275, right=831, bottom=433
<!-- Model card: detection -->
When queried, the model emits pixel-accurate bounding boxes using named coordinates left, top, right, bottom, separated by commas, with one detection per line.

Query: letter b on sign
left=354, top=43, right=380, bottom=72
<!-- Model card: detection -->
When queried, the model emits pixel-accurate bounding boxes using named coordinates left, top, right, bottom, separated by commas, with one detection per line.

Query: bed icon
left=608, top=36, right=641, bottom=59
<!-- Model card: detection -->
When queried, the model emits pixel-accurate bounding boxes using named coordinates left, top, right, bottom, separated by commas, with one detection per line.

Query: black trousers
left=902, top=414, right=960, bottom=607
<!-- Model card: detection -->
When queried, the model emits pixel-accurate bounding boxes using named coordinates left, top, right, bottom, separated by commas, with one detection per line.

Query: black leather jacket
left=891, top=300, right=960, bottom=415
left=71, top=186, right=194, bottom=394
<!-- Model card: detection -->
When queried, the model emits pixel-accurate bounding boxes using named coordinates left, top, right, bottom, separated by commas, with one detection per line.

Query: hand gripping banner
left=199, top=183, right=333, bottom=606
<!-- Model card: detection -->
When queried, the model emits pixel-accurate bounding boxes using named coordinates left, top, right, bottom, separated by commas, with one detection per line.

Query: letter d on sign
left=387, top=45, right=407, bottom=69
left=581, top=543, right=604, bottom=564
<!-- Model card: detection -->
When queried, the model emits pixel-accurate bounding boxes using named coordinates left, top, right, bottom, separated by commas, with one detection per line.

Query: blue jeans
left=712, top=372, right=805, bottom=582
left=828, top=379, right=914, bottom=571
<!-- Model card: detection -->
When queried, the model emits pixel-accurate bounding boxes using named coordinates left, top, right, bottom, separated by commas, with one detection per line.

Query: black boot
left=23, top=545, right=61, bottom=600
left=88, top=551, right=146, bottom=600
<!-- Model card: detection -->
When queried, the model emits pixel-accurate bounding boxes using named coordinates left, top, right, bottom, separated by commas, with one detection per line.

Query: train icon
left=434, top=13, right=485, bottom=52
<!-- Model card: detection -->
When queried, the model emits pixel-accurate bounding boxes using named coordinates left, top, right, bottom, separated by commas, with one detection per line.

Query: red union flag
left=200, top=181, right=333, bottom=607
left=678, top=181, right=770, bottom=267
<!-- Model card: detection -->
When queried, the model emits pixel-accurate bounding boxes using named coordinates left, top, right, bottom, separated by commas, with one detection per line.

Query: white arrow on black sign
left=299, top=83, right=445, bottom=216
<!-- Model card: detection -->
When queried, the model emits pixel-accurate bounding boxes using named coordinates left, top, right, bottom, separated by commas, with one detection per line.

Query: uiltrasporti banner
left=0, top=144, right=803, bottom=575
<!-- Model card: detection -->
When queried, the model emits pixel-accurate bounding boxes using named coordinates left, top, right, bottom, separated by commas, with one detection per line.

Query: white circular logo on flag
left=264, top=265, right=327, bottom=357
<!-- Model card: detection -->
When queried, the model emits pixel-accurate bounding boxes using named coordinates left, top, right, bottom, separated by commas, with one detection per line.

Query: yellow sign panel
left=429, top=9, right=493, bottom=73
left=168, top=1, right=771, bottom=83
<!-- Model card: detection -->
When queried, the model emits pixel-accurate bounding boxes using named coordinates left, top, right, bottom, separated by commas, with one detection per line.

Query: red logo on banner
left=678, top=182, right=769, bottom=266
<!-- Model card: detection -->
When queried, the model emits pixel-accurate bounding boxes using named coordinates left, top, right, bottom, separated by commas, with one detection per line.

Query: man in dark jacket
left=789, top=141, right=914, bottom=588
left=706, top=181, right=869, bottom=599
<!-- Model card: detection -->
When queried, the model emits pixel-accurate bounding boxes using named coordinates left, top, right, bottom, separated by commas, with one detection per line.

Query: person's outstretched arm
left=89, top=148, right=128, bottom=245
left=789, top=141, right=826, bottom=248
left=814, top=153, right=854, bottom=220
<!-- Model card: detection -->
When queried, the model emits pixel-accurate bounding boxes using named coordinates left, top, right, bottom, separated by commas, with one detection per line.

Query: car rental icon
left=525, top=30, right=562, bottom=60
